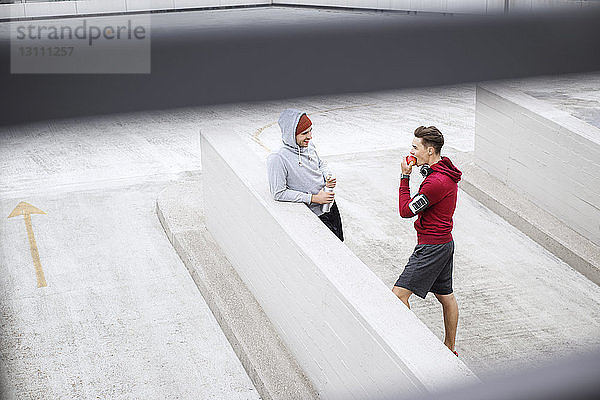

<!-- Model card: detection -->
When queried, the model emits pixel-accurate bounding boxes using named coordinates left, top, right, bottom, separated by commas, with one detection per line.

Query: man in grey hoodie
left=267, top=109, right=344, bottom=241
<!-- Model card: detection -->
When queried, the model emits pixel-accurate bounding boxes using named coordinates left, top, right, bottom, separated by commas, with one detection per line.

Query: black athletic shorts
left=394, top=241, right=454, bottom=299
left=318, top=202, right=344, bottom=241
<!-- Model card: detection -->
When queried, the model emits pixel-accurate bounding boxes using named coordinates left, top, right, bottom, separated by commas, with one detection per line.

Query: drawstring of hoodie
left=296, top=145, right=312, bottom=166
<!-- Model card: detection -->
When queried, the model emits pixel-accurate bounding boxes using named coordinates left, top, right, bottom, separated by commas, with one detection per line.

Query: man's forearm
left=399, top=177, right=415, bottom=218
left=274, top=188, right=312, bottom=204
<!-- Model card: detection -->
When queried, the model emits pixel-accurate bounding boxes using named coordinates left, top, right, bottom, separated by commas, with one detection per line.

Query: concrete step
left=156, top=174, right=319, bottom=400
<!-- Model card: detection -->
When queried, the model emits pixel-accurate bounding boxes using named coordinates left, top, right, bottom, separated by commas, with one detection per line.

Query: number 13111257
left=17, top=47, right=74, bottom=56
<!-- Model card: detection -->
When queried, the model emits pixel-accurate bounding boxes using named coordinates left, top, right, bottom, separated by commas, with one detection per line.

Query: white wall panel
left=24, top=0, right=77, bottom=18
left=0, top=3, right=25, bottom=19
left=485, top=0, right=505, bottom=13
left=389, top=0, right=412, bottom=9
left=76, top=0, right=127, bottom=15
left=447, top=0, right=487, bottom=13
left=172, top=0, right=228, bottom=8
left=127, top=0, right=175, bottom=12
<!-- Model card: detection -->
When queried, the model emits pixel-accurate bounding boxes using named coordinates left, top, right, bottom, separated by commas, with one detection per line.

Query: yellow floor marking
left=252, top=121, right=277, bottom=152
left=8, top=202, right=47, bottom=288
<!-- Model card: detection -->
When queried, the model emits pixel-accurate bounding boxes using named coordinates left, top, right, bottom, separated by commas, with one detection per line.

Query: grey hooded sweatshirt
left=267, top=109, right=332, bottom=216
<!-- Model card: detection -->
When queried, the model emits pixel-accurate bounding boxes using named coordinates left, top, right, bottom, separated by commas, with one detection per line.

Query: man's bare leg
left=392, top=286, right=413, bottom=309
left=434, top=293, right=458, bottom=352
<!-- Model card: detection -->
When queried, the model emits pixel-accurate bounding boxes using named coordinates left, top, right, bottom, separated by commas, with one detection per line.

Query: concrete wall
left=475, top=84, right=600, bottom=247
left=2, top=0, right=597, bottom=20
left=276, top=0, right=504, bottom=14
left=0, top=0, right=271, bottom=20
left=278, top=0, right=599, bottom=13
left=200, top=126, right=476, bottom=400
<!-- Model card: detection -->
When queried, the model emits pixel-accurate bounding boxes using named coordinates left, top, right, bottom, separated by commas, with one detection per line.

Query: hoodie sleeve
left=398, top=176, right=445, bottom=218
left=398, top=178, right=416, bottom=218
left=267, top=154, right=313, bottom=205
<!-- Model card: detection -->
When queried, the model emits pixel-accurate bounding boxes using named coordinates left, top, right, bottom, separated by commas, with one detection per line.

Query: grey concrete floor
left=0, top=116, right=259, bottom=399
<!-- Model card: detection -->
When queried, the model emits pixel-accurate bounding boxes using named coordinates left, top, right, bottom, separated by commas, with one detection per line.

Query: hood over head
left=278, top=108, right=306, bottom=149
left=431, top=156, right=462, bottom=183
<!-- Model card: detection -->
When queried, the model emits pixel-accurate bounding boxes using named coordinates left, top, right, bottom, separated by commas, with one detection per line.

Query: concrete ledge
left=156, top=173, right=319, bottom=400
left=200, top=124, right=476, bottom=399
left=475, top=83, right=600, bottom=250
left=452, top=150, right=600, bottom=286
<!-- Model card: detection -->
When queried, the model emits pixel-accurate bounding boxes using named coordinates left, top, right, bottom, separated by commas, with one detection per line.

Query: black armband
left=408, top=193, right=429, bottom=214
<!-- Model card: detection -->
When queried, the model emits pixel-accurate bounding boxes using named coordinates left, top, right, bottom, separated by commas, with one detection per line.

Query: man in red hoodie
left=393, top=126, right=462, bottom=356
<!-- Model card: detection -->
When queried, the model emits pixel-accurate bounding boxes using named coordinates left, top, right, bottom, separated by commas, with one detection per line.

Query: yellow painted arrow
left=8, top=202, right=47, bottom=288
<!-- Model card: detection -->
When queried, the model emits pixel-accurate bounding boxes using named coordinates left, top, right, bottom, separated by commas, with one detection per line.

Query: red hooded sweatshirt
left=399, top=157, right=462, bottom=245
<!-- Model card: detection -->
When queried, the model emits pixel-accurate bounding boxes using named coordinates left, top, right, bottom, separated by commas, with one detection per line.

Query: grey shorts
left=394, top=241, right=454, bottom=299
